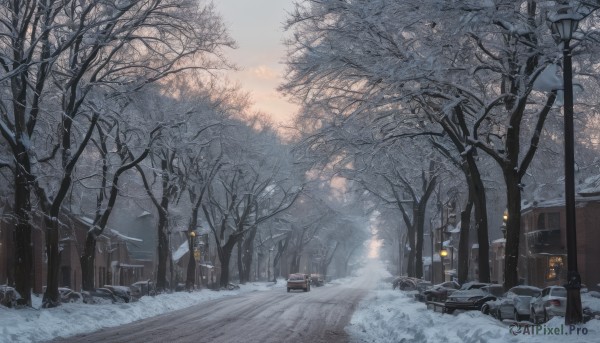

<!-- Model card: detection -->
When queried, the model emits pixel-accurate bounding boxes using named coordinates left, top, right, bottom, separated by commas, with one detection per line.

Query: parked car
left=310, top=274, right=324, bottom=287
left=287, top=273, right=310, bottom=292
left=130, top=280, right=156, bottom=298
left=103, top=285, right=132, bottom=303
left=82, top=288, right=120, bottom=304
left=422, top=281, right=460, bottom=302
left=458, top=282, right=491, bottom=291
left=482, top=285, right=541, bottom=321
left=58, top=287, right=84, bottom=303
left=0, top=285, right=22, bottom=308
left=530, top=286, right=567, bottom=323
left=413, top=280, right=433, bottom=302
left=392, top=276, right=420, bottom=291
left=493, top=286, right=541, bottom=321
left=445, top=284, right=503, bottom=313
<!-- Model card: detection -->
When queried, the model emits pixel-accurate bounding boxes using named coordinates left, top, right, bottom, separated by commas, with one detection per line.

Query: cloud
left=248, top=65, right=279, bottom=80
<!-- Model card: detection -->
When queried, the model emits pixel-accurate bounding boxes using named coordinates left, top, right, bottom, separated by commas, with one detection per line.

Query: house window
left=547, top=212, right=560, bottom=230
left=537, top=212, right=561, bottom=231
left=546, top=256, right=564, bottom=281
left=537, top=213, right=546, bottom=230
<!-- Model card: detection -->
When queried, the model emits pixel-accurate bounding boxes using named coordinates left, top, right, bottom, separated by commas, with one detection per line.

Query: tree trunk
left=503, top=172, right=522, bottom=290
left=237, top=241, right=245, bottom=283
left=406, top=228, right=416, bottom=277
left=80, top=233, right=97, bottom=291
left=218, top=237, right=237, bottom=288
left=240, top=227, right=258, bottom=283
left=457, top=196, right=473, bottom=284
left=415, top=221, right=424, bottom=278
left=468, top=156, right=490, bottom=283
left=272, top=236, right=289, bottom=282
left=397, top=228, right=403, bottom=275
left=156, top=209, right=169, bottom=291
left=42, top=216, right=61, bottom=307
left=290, top=248, right=301, bottom=274
left=13, top=160, right=33, bottom=306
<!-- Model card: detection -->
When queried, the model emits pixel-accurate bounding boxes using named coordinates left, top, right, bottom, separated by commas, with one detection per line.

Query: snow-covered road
left=3, top=259, right=599, bottom=343
left=49, top=264, right=381, bottom=343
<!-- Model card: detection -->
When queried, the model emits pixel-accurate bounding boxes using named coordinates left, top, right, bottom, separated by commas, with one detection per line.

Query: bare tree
left=0, top=0, right=234, bottom=306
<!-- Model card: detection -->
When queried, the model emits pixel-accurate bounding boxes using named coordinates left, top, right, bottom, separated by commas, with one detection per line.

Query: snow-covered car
left=0, top=285, right=22, bottom=308
left=287, top=273, right=310, bottom=292
left=530, top=286, right=567, bottom=323
left=422, top=281, right=460, bottom=302
left=82, top=288, right=120, bottom=304
left=445, top=284, right=503, bottom=313
left=392, top=276, right=420, bottom=291
left=310, top=274, right=324, bottom=287
left=130, top=280, right=156, bottom=298
left=482, top=285, right=541, bottom=321
left=58, top=287, right=84, bottom=303
left=103, top=285, right=132, bottom=303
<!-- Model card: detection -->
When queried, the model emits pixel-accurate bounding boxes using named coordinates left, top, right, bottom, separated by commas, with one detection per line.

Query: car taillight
left=549, top=299, right=561, bottom=306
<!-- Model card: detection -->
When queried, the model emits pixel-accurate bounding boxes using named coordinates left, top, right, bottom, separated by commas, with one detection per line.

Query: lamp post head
left=440, top=249, right=448, bottom=257
left=190, top=231, right=196, bottom=237
left=550, top=6, right=582, bottom=42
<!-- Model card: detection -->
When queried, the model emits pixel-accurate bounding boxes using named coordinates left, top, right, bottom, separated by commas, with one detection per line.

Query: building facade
left=518, top=196, right=600, bottom=290
left=0, top=210, right=148, bottom=293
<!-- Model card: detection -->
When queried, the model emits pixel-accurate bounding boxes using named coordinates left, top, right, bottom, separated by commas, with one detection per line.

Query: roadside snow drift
left=0, top=281, right=284, bottom=343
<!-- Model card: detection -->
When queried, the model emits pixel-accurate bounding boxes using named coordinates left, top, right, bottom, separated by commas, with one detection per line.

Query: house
left=0, top=208, right=147, bottom=293
left=172, top=231, right=219, bottom=288
left=518, top=196, right=600, bottom=290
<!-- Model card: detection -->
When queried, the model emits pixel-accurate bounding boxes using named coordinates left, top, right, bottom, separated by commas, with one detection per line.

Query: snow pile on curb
left=0, top=281, right=283, bottom=343
left=346, top=263, right=600, bottom=343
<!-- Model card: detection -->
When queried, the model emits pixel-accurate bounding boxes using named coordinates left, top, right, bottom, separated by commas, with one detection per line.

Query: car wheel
left=481, top=304, right=489, bottom=315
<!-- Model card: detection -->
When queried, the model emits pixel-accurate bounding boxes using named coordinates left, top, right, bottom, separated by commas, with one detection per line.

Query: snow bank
left=346, top=262, right=600, bottom=343
left=0, top=281, right=284, bottom=343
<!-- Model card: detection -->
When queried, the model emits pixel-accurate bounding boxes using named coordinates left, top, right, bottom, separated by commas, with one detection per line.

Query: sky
left=214, top=0, right=298, bottom=127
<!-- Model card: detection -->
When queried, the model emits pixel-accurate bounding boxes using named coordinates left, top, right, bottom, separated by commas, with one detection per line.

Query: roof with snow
left=522, top=174, right=600, bottom=212
left=172, top=241, right=189, bottom=263
left=76, top=216, right=143, bottom=243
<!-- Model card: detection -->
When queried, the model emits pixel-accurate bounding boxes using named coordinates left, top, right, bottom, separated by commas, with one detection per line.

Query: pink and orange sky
left=215, top=0, right=299, bottom=127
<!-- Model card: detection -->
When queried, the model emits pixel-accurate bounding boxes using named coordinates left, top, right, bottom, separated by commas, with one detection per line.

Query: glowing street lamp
left=440, top=249, right=448, bottom=258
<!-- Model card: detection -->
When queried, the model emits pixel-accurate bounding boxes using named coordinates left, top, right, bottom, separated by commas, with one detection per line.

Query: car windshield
left=551, top=288, right=567, bottom=297
left=484, top=286, right=504, bottom=297
left=510, top=287, right=540, bottom=297
left=461, top=283, right=487, bottom=290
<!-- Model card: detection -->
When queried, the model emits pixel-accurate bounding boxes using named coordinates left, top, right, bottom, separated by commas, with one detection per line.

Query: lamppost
left=440, top=247, right=448, bottom=282
left=550, top=5, right=583, bottom=324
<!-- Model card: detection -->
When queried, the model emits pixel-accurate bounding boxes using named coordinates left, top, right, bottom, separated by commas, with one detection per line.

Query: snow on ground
left=346, top=261, right=600, bottom=343
left=0, top=281, right=285, bottom=343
